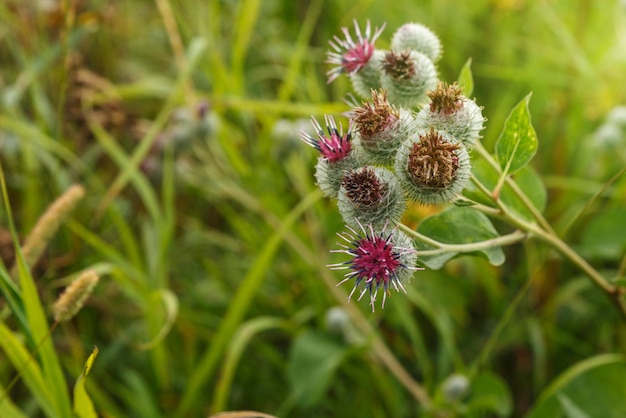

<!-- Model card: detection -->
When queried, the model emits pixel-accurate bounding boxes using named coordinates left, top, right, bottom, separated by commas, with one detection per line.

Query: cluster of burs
left=302, top=21, right=486, bottom=233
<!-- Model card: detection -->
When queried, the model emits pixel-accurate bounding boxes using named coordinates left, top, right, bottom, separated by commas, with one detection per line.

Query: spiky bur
left=326, top=20, right=386, bottom=84
left=415, top=82, right=485, bottom=148
left=395, top=128, right=471, bottom=205
left=299, top=115, right=360, bottom=198
left=52, top=270, right=100, bottom=323
left=337, top=166, right=405, bottom=230
left=391, top=22, right=442, bottom=62
left=329, top=221, right=421, bottom=311
left=351, top=90, right=415, bottom=166
left=381, top=50, right=437, bottom=108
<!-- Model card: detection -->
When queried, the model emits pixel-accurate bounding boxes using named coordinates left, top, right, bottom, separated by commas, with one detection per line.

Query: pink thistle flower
left=299, top=115, right=353, bottom=163
left=326, top=20, right=386, bottom=84
left=329, top=221, right=421, bottom=311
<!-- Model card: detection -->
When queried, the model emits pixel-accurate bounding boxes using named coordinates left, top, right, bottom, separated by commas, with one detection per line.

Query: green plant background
left=1, top=0, right=626, bottom=417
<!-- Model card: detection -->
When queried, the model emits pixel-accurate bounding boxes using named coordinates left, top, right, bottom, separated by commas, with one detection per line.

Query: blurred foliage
left=1, top=0, right=626, bottom=417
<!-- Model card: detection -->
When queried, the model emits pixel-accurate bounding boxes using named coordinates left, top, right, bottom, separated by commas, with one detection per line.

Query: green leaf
left=0, top=322, right=56, bottom=418
left=176, top=191, right=322, bottom=416
left=0, top=268, right=32, bottom=346
left=467, top=372, right=513, bottom=417
left=495, top=93, right=538, bottom=174
left=0, top=383, right=28, bottom=418
left=457, top=58, right=474, bottom=97
left=15, top=247, right=71, bottom=417
left=557, top=394, right=591, bottom=418
left=579, top=208, right=626, bottom=260
left=0, top=166, right=71, bottom=417
left=287, top=330, right=347, bottom=407
left=73, top=346, right=99, bottom=418
left=525, top=354, right=626, bottom=418
left=416, top=206, right=505, bottom=269
left=464, top=158, right=547, bottom=221
left=135, top=289, right=179, bottom=350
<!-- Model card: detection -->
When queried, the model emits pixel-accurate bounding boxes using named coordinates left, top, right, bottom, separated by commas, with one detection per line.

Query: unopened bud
left=391, top=22, right=442, bottom=63
left=337, top=166, right=405, bottom=230
left=416, top=82, right=485, bottom=148
left=381, top=51, right=437, bottom=108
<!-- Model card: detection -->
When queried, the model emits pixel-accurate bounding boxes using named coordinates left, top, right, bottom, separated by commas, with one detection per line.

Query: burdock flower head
left=337, top=166, right=406, bottom=230
left=326, top=20, right=386, bottom=97
left=415, top=82, right=485, bottom=148
left=381, top=50, right=437, bottom=108
left=351, top=90, right=415, bottom=166
left=300, top=115, right=359, bottom=198
left=326, top=20, right=385, bottom=82
left=390, top=22, right=442, bottom=63
left=395, top=127, right=471, bottom=205
left=330, top=221, right=420, bottom=311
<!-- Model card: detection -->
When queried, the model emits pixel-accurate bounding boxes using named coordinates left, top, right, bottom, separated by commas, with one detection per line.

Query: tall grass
left=1, top=0, right=625, bottom=416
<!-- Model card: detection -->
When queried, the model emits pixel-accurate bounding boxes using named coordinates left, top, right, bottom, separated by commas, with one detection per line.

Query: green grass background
left=1, top=0, right=626, bottom=416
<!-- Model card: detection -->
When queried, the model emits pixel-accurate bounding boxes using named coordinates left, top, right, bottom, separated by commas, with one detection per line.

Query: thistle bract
left=330, top=221, right=420, bottom=311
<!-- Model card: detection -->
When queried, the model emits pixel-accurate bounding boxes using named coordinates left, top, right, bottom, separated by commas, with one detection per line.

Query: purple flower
left=330, top=221, right=420, bottom=311
left=326, top=20, right=386, bottom=84
left=299, top=115, right=353, bottom=163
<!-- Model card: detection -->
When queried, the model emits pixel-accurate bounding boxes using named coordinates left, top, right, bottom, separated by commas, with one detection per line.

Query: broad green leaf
left=467, top=372, right=513, bottom=417
left=495, top=93, right=538, bottom=174
left=464, top=158, right=547, bottom=221
left=579, top=208, right=626, bottom=260
left=416, top=206, right=505, bottom=269
left=525, top=354, right=626, bottom=418
left=287, top=330, right=347, bottom=407
left=457, top=58, right=474, bottom=97
left=73, top=347, right=99, bottom=418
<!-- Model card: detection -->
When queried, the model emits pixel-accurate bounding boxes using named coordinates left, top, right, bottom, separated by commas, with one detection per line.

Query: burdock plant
left=301, top=19, right=626, bottom=326
left=297, top=16, right=626, bottom=418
